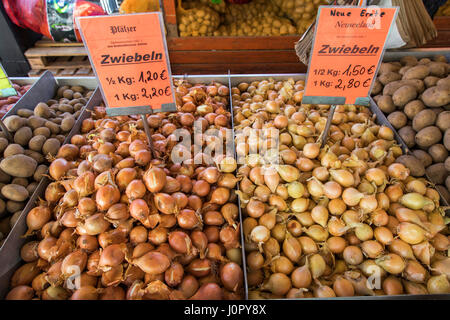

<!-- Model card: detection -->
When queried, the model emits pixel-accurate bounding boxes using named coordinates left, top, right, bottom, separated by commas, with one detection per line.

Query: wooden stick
left=320, top=105, right=337, bottom=147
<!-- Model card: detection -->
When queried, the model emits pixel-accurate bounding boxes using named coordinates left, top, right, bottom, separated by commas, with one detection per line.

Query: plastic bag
left=2, top=0, right=106, bottom=42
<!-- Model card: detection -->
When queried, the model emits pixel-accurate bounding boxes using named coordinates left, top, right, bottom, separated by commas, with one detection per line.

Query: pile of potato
left=0, top=86, right=92, bottom=245
left=372, top=55, right=450, bottom=201
left=214, top=15, right=296, bottom=36
left=177, top=5, right=221, bottom=37
left=272, top=0, right=326, bottom=34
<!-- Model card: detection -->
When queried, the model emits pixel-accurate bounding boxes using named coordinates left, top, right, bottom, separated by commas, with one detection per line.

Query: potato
left=51, top=118, right=62, bottom=125
left=435, top=111, right=450, bottom=132
left=392, top=85, right=417, bottom=107
left=42, top=138, right=61, bottom=157
left=74, top=110, right=82, bottom=119
left=411, top=150, right=432, bottom=169
left=47, top=99, right=58, bottom=106
left=399, top=66, right=412, bottom=75
left=429, top=144, right=448, bottom=163
left=33, top=127, right=51, bottom=138
left=373, top=95, right=382, bottom=103
left=28, top=135, right=46, bottom=152
left=383, top=80, right=424, bottom=95
left=428, top=62, right=447, bottom=77
left=11, top=178, right=27, bottom=187
left=0, top=199, right=5, bottom=216
left=0, top=154, right=37, bottom=178
left=27, top=116, right=46, bottom=130
left=445, top=129, right=450, bottom=151
left=45, top=121, right=60, bottom=135
left=379, top=62, right=400, bottom=74
left=56, top=86, right=69, bottom=98
left=58, top=104, right=73, bottom=113
left=34, top=164, right=48, bottom=182
left=421, top=86, right=450, bottom=107
left=396, top=155, right=425, bottom=177
left=404, top=100, right=425, bottom=120
left=68, top=99, right=80, bottom=107
left=0, top=137, right=8, bottom=154
left=79, top=98, right=88, bottom=105
left=418, top=58, right=431, bottom=65
left=4, top=115, right=26, bottom=132
left=13, top=126, right=32, bottom=147
left=61, top=116, right=75, bottom=132
left=70, top=86, right=85, bottom=93
left=433, top=55, right=447, bottom=63
left=378, top=72, right=402, bottom=85
left=9, top=210, right=21, bottom=228
left=426, top=163, right=447, bottom=185
left=412, top=109, right=437, bottom=131
left=0, top=216, right=10, bottom=233
left=437, top=76, right=450, bottom=90
left=424, top=76, right=440, bottom=88
left=16, top=109, right=33, bottom=118
left=27, top=182, right=38, bottom=195
left=74, top=103, right=84, bottom=111
left=1, top=184, right=29, bottom=202
left=436, top=185, right=450, bottom=204
left=6, top=200, right=25, bottom=213
left=387, top=111, right=407, bottom=129
left=63, top=89, right=74, bottom=99
left=398, top=126, right=416, bottom=148
left=24, top=150, right=45, bottom=164
left=0, top=169, right=11, bottom=184
left=73, top=92, right=83, bottom=99
left=415, top=126, right=442, bottom=148
left=400, top=56, right=418, bottom=66
left=34, top=102, right=51, bottom=118
left=403, top=65, right=430, bottom=80
left=3, top=144, right=24, bottom=158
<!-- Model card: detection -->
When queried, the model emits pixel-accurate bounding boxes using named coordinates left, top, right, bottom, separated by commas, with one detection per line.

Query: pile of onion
left=6, top=80, right=244, bottom=300
left=233, top=78, right=449, bottom=299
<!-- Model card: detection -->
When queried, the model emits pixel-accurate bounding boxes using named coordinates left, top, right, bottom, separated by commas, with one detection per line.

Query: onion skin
left=6, top=285, right=34, bottom=300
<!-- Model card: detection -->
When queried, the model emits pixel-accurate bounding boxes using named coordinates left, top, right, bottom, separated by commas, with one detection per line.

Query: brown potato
left=11, top=178, right=27, bottom=187
left=415, top=126, right=442, bottom=149
left=423, top=76, right=440, bottom=88
left=27, top=116, right=46, bottom=130
left=436, top=111, right=450, bottom=132
left=33, top=127, right=51, bottom=138
left=402, top=65, right=430, bottom=80
left=428, top=62, right=447, bottom=77
left=0, top=137, right=8, bottom=154
left=433, top=55, right=447, bottom=63
left=28, top=135, right=46, bottom=152
left=398, top=126, right=416, bottom=148
left=429, top=144, right=448, bottom=163
left=379, top=62, right=401, bottom=74
left=400, top=56, right=418, bottom=66
left=4, top=115, right=26, bottom=132
left=3, top=144, right=24, bottom=158
left=377, top=95, right=396, bottom=113
left=387, top=111, right=407, bottom=129
left=13, top=126, right=32, bottom=147
left=445, top=129, right=450, bottom=151
left=399, top=66, right=412, bottom=75
left=0, top=154, right=37, bottom=178
left=404, top=100, right=425, bottom=120
left=396, top=155, right=425, bottom=177
left=34, top=102, right=51, bottom=118
left=421, top=86, right=450, bottom=107
left=16, top=109, right=33, bottom=118
left=45, top=121, right=60, bottom=135
left=392, top=85, right=417, bottom=107
left=412, top=109, right=437, bottom=131
left=437, top=76, right=450, bottom=90
left=42, top=138, right=61, bottom=157
left=1, top=184, right=29, bottom=202
left=426, top=163, right=447, bottom=185
left=24, top=150, right=45, bottom=164
left=378, top=72, right=402, bottom=85
left=34, top=164, right=48, bottom=182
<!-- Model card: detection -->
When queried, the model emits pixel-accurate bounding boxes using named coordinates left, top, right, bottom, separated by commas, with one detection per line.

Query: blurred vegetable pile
left=178, top=0, right=327, bottom=37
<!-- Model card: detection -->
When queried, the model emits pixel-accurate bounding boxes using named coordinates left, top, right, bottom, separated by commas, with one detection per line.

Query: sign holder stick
left=319, top=104, right=337, bottom=147
left=140, top=113, right=158, bottom=159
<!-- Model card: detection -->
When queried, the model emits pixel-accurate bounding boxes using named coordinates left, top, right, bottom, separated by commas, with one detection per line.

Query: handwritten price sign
left=77, top=12, right=176, bottom=115
left=303, top=6, right=398, bottom=106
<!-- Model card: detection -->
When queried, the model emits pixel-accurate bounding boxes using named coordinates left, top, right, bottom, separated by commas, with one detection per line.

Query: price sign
left=0, top=64, right=17, bottom=98
left=77, top=12, right=176, bottom=116
left=303, top=6, right=398, bottom=106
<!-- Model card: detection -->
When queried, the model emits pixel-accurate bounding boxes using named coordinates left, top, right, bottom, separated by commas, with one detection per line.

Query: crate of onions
left=231, top=76, right=449, bottom=298
left=2, top=78, right=245, bottom=300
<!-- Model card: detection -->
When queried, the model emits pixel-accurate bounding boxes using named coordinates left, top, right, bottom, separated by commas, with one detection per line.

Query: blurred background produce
left=371, top=54, right=450, bottom=201
left=233, top=77, right=449, bottom=298
left=0, top=83, right=32, bottom=116
left=177, top=0, right=327, bottom=37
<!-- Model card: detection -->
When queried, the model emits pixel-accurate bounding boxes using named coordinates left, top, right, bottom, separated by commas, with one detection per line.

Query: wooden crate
left=24, top=39, right=93, bottom=77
